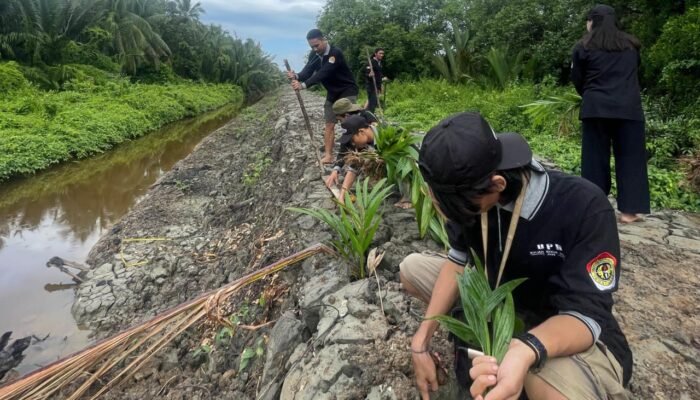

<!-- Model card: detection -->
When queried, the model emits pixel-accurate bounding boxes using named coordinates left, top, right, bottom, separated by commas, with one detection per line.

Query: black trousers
left=366, top=85, right=379, bottom=113
left=581, top=118, right=650, bottom=214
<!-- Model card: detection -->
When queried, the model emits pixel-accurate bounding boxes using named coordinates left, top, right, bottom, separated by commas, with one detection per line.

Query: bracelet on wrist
left=515, top=332, right=547, bottom=373
left=410, top=347, right=430, bottom=354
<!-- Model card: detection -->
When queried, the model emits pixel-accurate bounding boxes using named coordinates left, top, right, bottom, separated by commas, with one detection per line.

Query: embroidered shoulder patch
left=586, top=252, right=617, bottom=291
left=328, top=56, right=336, bottom=64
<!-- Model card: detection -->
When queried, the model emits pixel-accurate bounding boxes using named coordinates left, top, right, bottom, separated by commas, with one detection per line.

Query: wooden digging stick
left=284, top=59, right=324, bottom=175
left=365, top=48, right=383, bottom=115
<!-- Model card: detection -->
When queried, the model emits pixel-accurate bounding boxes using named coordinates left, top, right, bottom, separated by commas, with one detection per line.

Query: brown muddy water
left=0, top=104, right=239, bottom=376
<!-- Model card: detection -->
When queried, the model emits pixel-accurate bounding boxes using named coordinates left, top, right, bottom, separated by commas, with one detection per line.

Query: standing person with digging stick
left=364, top=48, right=385, bottom=113
left=287, top=29, right=359, bottom=164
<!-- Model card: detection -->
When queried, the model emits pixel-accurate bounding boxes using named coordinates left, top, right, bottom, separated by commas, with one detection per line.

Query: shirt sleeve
left=297, top=51, right=321, bottom=82
left=304, top=49, right=342, bottom=88
left=446, top=221, right=470, bottom=266
left=548, top=199, right=620, bottom=340
left=571, top=45, right=586, bottom=95
left=333, top=142, right=352, bottom=171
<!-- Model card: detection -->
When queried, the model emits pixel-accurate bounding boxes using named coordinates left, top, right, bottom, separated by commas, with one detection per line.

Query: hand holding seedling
left=469, top=340, right=536, bottom=400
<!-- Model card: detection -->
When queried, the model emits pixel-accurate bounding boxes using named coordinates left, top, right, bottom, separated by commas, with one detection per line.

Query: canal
left=0, top=104, right=239, bottom=376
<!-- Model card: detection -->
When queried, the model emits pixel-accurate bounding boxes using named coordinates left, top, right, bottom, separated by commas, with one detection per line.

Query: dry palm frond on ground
left=343, top=150, right=385, bottom=181
left=0, top=244, right=332, bottom=400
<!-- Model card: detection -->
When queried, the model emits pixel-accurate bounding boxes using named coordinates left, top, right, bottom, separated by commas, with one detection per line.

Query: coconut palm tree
left=101, top=0, right=171, bottom=74
left=167, top=0, right=204, bottom=21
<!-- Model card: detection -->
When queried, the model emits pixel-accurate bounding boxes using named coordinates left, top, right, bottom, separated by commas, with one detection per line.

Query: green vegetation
left=430, top=252, right=526, bottom=363
left=289, top=178, right=393, bottom=279
left=0, top=61, right=243, bottom=181
left=373, top=125, right=448, bottom=245
left=384, top=79, right=700, bottom=211
left=0, top=0, right=283, bottom=180
left=243, top=151, right=272, bottom=186
left=0, top=0, right=282, bottom=99
left=321, top=1, right=699, bottom=211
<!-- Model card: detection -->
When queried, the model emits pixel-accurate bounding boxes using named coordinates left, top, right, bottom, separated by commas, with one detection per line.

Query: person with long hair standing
left=572, top=4, right=650, bottom=223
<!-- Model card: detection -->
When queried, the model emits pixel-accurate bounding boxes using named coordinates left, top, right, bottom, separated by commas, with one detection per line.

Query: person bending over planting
left=325, top=115, right=376, bottom=202
left=400, top=112, right=632, bottom=400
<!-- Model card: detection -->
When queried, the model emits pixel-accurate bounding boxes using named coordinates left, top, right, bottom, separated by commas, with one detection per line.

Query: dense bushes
left=647, top=7, right=700, bottom=107
left=384, top=79, right=699, bottom=211
left=0, top=62, right=243, bottom=181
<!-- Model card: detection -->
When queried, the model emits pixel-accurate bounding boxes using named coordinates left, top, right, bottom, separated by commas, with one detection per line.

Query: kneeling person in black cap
left=325, top=115, right=376, bottom=202
left=401, top=112, right=632, bottom=400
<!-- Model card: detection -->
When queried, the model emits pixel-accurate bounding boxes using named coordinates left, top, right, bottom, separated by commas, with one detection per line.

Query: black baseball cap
left=339, top=115, right=369, bottom=145
left=418, top=112, right=532, bottom=192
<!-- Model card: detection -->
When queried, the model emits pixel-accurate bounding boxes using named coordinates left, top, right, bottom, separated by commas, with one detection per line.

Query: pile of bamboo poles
left=0, top=243, right=332, bottom=400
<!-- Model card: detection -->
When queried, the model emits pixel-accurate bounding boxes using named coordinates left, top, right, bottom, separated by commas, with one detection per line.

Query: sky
left=199, top=0, right=325, bottom=70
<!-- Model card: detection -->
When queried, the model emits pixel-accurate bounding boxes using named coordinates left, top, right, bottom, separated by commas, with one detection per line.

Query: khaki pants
left=399, top=252, right=629, bottom=400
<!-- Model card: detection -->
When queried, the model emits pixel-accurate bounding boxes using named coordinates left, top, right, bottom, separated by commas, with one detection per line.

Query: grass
left=0, top=61, right=244, bottom=182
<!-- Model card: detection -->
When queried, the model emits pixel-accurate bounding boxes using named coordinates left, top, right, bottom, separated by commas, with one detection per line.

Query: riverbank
left=5, top=89, right=697, bottom=399
left=0, top=61, right=243, bottom=182
left=0, top=103, right=242, bottom=377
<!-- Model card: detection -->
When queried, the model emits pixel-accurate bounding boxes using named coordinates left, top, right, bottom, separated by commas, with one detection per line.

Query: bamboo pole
left=283, top=59, right=325, bottom=176
left=365, top=49, right=383, bottom=115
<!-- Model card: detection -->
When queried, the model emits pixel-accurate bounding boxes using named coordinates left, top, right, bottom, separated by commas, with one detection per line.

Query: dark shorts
left=324, top=96, right=357, bottom=124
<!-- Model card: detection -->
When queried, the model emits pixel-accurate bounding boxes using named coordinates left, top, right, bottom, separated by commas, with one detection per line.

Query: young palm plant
left=288, top=178, right=393, bottom=279
left=521, top=91, right=582, bottom=135
left=347, top=125, right=449, bottom=247
left=430, top=251, right=526, bottom=362
left=484, top=46, right=524, bottom=90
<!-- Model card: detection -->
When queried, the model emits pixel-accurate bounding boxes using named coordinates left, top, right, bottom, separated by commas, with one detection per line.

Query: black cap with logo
left=418, top=112, right=532, bottom=193
left=339, top=115, right=369, bottom=145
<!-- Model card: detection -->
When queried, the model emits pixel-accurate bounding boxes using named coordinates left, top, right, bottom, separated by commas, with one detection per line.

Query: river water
left=0, top=104, right=239, bottom=376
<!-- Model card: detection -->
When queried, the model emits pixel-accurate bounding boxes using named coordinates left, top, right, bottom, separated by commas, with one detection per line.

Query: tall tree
left=102, top=0, right=171, bottom=74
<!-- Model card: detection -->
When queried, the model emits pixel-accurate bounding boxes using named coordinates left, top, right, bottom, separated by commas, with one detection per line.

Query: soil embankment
left=32, top=89, right=700, bottom=399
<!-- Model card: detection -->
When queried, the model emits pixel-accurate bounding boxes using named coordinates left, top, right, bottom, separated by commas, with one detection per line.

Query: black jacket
left=446, top=169, right=633, bottom=384
left=571, top=44, right=644, bottom=121
left=365, top=57, right=383, bottom=90
left=297, top=45, right=358, bottom=103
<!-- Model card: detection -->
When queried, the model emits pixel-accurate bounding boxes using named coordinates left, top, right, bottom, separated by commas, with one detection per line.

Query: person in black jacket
left=401, top=112, right=632, bottom=400
left=364, top=48, right=385, bottom=113
left=571, top=4, right=650, bottom=223
left=288, top=29, right=359, bottom=164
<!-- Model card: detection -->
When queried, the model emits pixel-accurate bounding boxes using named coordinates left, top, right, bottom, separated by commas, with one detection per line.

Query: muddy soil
left=7, top=89, right=696, bottom=399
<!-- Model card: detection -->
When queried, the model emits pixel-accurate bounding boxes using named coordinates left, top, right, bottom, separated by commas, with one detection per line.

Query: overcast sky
left=199, top=0, right=325, bottom=70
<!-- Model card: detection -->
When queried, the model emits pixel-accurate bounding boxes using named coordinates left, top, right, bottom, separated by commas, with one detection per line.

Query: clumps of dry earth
left=41, top=89, right=700, bottom=399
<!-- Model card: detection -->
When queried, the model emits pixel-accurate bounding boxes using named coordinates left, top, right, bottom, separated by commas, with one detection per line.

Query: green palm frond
left=288, top=178, right=393, bottom=279
left=521, top=92, right=581, bottom=135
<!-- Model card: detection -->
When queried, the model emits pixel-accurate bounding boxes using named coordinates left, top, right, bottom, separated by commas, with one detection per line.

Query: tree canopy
left=317, top=0, right=698, bottom=92
left=0, top=0, right=283, bottom=98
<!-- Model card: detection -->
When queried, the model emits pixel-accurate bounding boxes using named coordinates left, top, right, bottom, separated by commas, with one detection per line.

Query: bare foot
left=320, top=154, right=334, bottom=164
left=619, top=213, right=643, bottom=223
left=394, top=200, right=413, bottom=209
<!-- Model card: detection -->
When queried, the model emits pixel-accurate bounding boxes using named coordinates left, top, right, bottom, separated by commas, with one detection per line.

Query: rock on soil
left=56, top=89, right=700, bottom=399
